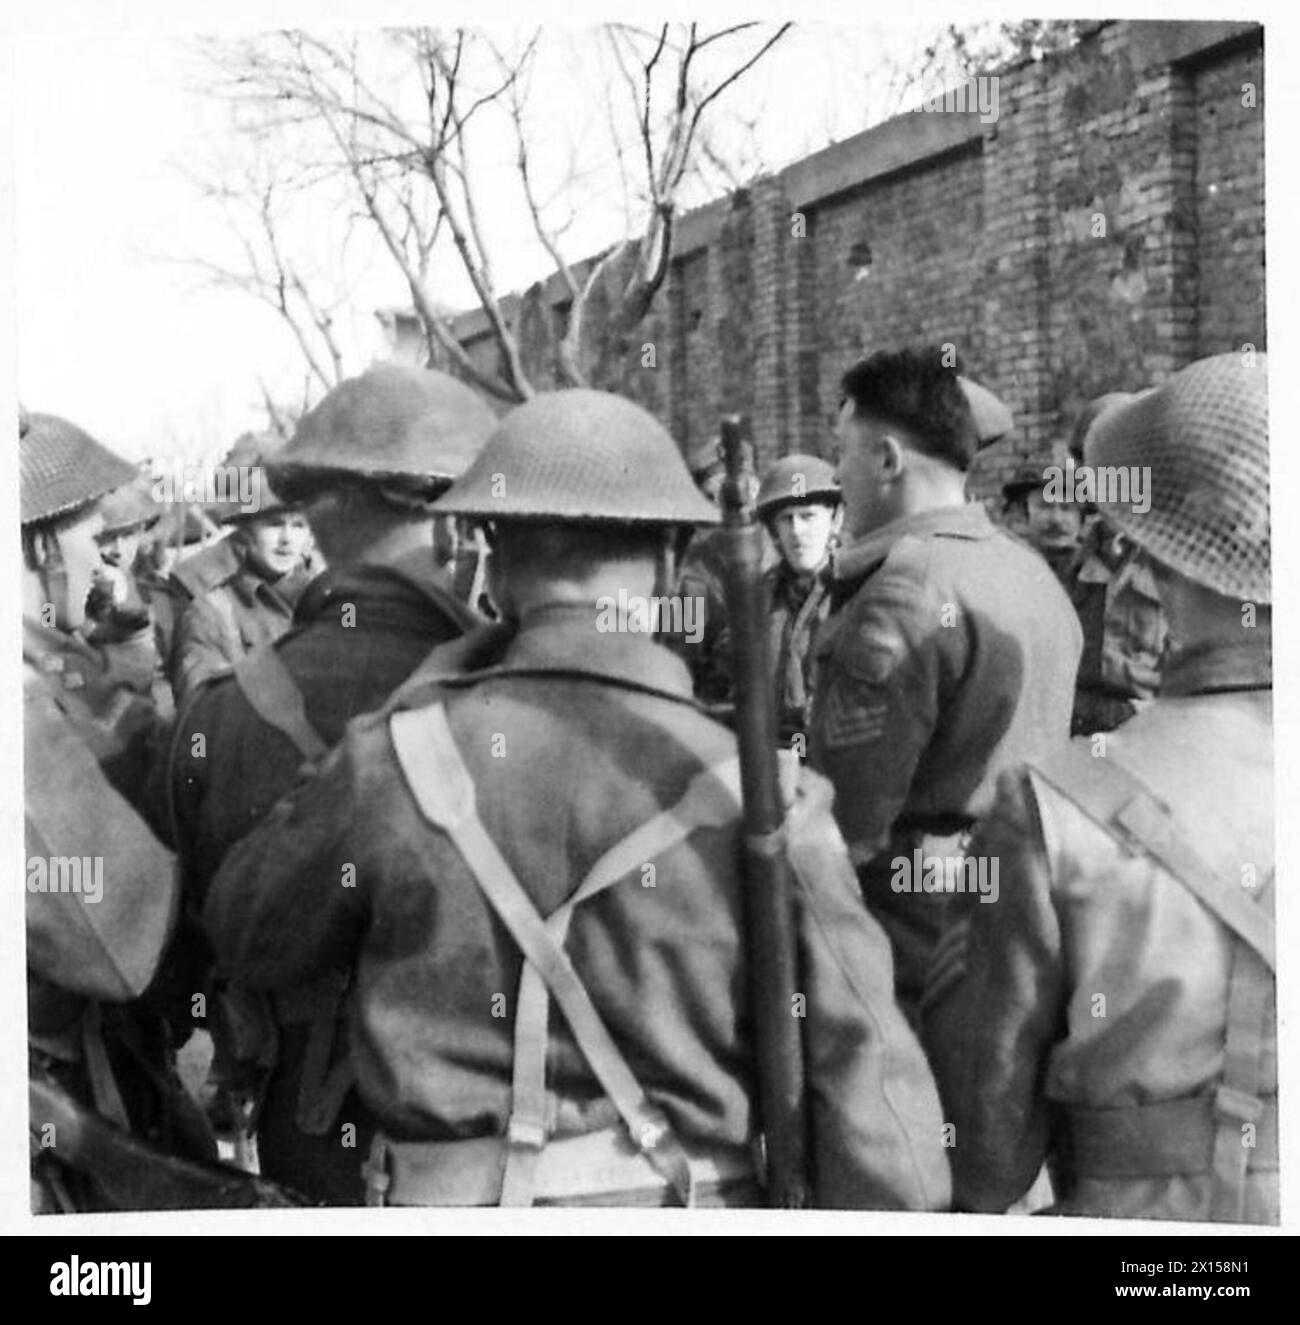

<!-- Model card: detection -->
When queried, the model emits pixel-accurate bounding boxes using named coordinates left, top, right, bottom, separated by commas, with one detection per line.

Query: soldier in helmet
left=169, top=432, right=314, bottom=705
left=22, top=415, right=172, bottom=806
left=21, top=411, right=215, bottom=1209
left=159, top=364, right=496, bottom=1202
left=925, top=353, right=1275, bottom=1223
left=751, top=454, right=842, bottom=743
left=205, top=388, right=950, bottom=1210
left=83, top=479, right=175, bottom=718
left=1062, top=392, right=1170, bottom=736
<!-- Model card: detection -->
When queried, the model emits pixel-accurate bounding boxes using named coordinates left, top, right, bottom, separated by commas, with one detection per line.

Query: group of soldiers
left=23, top=344, right=1274, bottom=1221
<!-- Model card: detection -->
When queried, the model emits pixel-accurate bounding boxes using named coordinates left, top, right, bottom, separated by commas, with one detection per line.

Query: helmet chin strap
left=37, top=533, right=75, bottom=630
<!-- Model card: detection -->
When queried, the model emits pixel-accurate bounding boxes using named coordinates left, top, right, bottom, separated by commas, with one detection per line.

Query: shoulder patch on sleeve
left=838, top=611, right=907, bottom=685
left=819, top=680, right=890, bottom=751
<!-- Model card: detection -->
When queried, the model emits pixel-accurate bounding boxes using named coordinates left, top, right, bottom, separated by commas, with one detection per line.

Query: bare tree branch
left=192, top=24, right=793, bottom=400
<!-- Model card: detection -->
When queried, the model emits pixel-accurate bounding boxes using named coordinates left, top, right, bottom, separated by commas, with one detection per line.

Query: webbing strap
left=1033, top=741, right=1276, bottom=1221
left=502, top=757, right=741, bottom=1206
left=1031, top=743, right=1275, bottom=971
left=1211, top=937, right=1274, bottom=1221
left=232, top=647, right=329, bottom=763
left=293, top=976, right=355, bottom=1136
left=390, top=703, right=709, bottom=1208
left=1068, top=1095, right=1278, bottom=1178
left=82, top=1004, right=130, bottom=1131
left=232, top=647, right=344, bottom=1136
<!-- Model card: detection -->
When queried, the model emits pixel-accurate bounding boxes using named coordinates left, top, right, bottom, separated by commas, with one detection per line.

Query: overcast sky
left=4, top=5, right=1000, bottom=465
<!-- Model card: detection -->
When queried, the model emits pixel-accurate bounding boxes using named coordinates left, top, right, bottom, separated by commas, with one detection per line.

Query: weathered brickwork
left=1193, top=42, right=1265, bottom=359
left=448, top=21, right=1264, bottom=501
left=808, top=144, right=986, bottom=462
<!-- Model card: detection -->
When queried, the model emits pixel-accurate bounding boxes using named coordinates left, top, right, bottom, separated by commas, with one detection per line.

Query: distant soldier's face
left=97, top=527, right=141, bottom=570
left=771, top=502, right=841, bottom=574
left=1026, top=489, right=1081, bottom=551
left=243, top=512, right=313, bottom=579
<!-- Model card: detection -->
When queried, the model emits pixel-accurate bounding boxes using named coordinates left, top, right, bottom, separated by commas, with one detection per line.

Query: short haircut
left=492, top=521, right=667, bottom=583
left=295, top=478, right=430, bottom=563
left=840, top=347, right=978, bottom=471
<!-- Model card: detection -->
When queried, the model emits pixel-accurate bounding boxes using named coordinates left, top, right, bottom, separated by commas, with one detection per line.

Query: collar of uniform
left=768, top=558, right=823, bottom=608
left=832, top=500, right=994, bottom=586
left=1161, top=637, right=1272, bottom=696
left=227, top=562, right=295, bottom=614
left=292, top=550, right=474, bottom=631
left=499, top=601, right=696, bottom=699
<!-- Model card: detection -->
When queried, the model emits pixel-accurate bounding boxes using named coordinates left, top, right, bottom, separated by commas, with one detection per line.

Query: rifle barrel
left=718, top=417, right=810, bottom=1209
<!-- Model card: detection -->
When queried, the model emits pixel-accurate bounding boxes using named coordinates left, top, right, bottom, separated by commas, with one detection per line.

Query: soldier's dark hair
left=840, top=347, right=977, bottom=471
left=292, top=477, right=434, bottom=565
left=492, top=521, right=669, bottom=576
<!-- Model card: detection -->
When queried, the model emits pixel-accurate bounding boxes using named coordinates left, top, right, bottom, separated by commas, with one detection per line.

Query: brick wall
left=808, top=143, right=986, bottom=464
left=446, top=20, right=1265, bottom=501
left=1194, top=42, right=1266, bottom=358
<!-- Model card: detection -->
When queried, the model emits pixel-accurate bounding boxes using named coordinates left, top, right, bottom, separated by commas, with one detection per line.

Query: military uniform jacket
left=170, top=546, right=311, bottom=705
left=808, top=502, right=1081, bottom=1014
left=924, top=638, right=1275, bottom=1223
left=1066, top=520, right=1168, bottom=732
left=205, top=606, right=951, bottom=1210
left=166, top=551, right=480, bottom=897
left=157, top=552, right=479, bottom=1201
left=25, top=635, right=177, bottom=1033
left=765, top=558, right=832, bottom=742
left=24, top=618, right=168, bottom=811
left=665, top=526, right=734, bottom=704
left=24, top=620, right=186, bottom=1170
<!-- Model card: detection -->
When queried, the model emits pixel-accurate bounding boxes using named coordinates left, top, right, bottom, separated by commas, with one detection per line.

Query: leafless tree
left=197, top=24, right=792, bottom=401
left=181, top=142, right=352, bottom=407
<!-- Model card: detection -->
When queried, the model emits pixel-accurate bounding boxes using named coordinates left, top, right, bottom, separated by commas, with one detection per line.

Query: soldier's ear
left=22, top=527, right=46, bottom=571
left=24, top=524, right=64, bottom=572
left=878, top=432, right=907, bottom=480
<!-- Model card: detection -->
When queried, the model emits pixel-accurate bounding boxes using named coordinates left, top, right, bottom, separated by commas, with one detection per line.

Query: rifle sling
left=232, top=646, right=330, bottom=763
left=232, top=647, right=350, bottom=1135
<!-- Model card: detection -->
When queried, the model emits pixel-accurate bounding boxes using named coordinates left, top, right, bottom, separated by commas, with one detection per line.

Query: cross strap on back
left=389, top=700, right=743, bottom=1207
